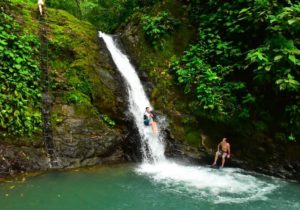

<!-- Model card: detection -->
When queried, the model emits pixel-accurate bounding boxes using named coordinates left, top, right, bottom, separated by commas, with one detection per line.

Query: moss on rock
left=1, top=1, right=126, bottom=170
left=46, top=8, right=123, bottom=125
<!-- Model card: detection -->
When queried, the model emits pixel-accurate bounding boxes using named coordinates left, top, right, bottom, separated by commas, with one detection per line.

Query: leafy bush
left=142, top=11, right=180, bottom=49
left=172, top=44, right=245, bottom=119
left=0, top=12, right=42, bottom=136
left=173, top=0, right=300, bottom=141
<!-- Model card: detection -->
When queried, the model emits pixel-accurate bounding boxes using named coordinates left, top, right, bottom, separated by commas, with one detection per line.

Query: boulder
left=0, top=144, right=49, bottom=178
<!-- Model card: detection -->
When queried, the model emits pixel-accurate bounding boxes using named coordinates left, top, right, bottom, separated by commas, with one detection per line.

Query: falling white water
left=99, top=32, right=278, bottom=204
left=99, top=32, right=165, bottom=162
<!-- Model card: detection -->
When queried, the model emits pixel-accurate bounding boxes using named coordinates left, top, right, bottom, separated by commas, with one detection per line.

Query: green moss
left=50, top=113, right=64, bottom=127
left=73, top=104, right=97, bottom=118
left=185, top=130, right=201, bottom=147
left=46, top=8, right=119, bottom=129
left=65, top=90, right=90, bottom=105
left=6, top=0, right=39, bottom=34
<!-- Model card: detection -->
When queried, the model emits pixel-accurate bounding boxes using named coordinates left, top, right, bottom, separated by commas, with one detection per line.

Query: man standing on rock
left=212, top=137, right=231, bottom=168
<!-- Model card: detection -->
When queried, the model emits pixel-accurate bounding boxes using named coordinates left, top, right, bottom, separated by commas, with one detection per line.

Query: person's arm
left=227, top=144, right=231, bottom=158
left=145, top=112, right=150, bottom=119
left=150, top=111, right=155, bottom=117
left=217, top=142, right=220, bottom=151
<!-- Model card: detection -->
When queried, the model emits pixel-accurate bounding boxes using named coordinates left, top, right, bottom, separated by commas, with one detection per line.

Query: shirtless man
left=212, top=137, right=231, bottom=168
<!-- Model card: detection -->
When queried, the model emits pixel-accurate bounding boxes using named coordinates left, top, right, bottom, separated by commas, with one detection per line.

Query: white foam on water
left=136, top=161, right=278, bottom=204
left=99, top=32, right=279, bottom=204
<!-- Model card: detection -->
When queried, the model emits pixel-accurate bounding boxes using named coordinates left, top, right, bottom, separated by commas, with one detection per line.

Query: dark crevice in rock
left=39, top=13, right=60, bottom=168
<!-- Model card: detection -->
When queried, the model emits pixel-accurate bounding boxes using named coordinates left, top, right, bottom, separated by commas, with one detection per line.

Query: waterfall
left=99, top=32, right=166, bottom=163
left=99, top=32, right=278, bottom=202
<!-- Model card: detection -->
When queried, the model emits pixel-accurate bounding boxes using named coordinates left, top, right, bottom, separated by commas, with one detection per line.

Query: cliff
left=0, top=0, right=128, bottom=177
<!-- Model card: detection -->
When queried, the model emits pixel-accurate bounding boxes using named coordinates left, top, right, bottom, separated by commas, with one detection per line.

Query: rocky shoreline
left=1, top=134, right=300, bottom=183
left=164, top=136, right=300, bottom=182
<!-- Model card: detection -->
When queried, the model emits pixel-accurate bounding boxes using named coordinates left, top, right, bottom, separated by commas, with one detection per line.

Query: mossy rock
left=46, top=8, right=125, bottom=125
left=2, top=1, right=125, bottom=146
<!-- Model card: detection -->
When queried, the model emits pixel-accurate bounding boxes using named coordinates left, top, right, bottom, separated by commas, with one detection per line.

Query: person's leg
left=212, top=151, right=219, bottom=165
left=151, top=122, right=158, bottom=134
left=39, top=4, right=43, bottom=15
left=221, top=154, right=226, bottom=168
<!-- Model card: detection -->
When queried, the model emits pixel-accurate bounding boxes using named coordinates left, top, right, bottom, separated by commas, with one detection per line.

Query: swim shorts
left=218, top=150, right=228, bottom=158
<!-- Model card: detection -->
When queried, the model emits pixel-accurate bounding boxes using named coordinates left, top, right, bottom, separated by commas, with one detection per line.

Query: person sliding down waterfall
left=212, top=137, right=231, bottom=168
left=144, top=107, right=158, bottom=135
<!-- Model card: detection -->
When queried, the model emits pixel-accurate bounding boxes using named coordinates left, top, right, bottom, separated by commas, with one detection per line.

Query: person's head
left=222, top=137, right=227, bottom=142
left=146, top=107, right=150, bottom=112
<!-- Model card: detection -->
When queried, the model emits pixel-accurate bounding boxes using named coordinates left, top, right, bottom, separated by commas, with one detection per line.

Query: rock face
left=0, top=143, right=49, bottom=178
left=52, top=105, right=124, bottom=168
left=0, top=3, right=131, bottom=178
left=45, top=9, right=130, bottom=169
left=165, top=134, right=300, bottom=181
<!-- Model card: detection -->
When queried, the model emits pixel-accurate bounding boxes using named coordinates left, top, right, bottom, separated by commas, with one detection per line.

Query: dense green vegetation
left=142, top=11, right=180, bottom=49
left=170, top=0, right=300, bottom=141
left=0, top=9, right=42, bottom=136
left=2, top=0, right=299, bottom=144
left=46, top=0, right=160, bottom=32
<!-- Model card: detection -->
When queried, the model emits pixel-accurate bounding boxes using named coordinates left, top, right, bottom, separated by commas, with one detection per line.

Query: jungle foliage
left=47, top=0, right=161, bottom=32
left=0, top=11, right=42, bottom=136
left=172, top=0, right=300, bottom=141
left=3, top=0, right=299, bottom=142
left=142, top=11, right=180, bottom=49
